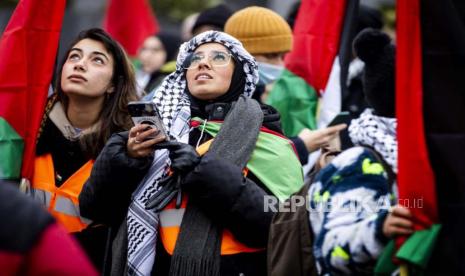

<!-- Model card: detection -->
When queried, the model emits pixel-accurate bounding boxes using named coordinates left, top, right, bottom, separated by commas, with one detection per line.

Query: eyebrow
left=70, top=48, right=110, bottom=61
left=193, top=50, right=227, bottom=55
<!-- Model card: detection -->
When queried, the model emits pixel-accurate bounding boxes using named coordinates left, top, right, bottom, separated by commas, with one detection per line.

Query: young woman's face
left=186, top=43, right=235, bottom=100
left=138, top=36, right=167, bottom=74
left=61, top=38, right=115, bottom=99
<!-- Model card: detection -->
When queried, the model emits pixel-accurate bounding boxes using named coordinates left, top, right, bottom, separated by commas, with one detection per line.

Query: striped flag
left=266, top=0, right=349, bottom=137
left=0, top=0, right=66, bottom=181
left=375, top=0, right=443, bottom=274
left=193, top=118, right=304, bottom=201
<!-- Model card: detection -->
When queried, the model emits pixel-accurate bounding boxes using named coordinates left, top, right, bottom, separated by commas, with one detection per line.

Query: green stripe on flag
left=193, top=118, right=304, bottom=201
left=375, top=240, right=397, bottom=275
left=0, top=117, right=24, bottom=179
left=397, top=224, right=441, bottom=269
left=375, top=224, right=442, bottom=275
left=266, top=69, right=319, bottom=137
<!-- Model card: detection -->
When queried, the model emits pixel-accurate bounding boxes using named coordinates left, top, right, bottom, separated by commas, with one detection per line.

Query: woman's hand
left=154, top=141, right=200, bottom=173
left=297, top=124, right=347, bottom=153
left=127, top=124, right=166, bottom=158
left=382, top=205, right=414, bottom=238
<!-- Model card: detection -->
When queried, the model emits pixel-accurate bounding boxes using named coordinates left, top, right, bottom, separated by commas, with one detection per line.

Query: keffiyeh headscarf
left=126, top=31, right=259, bottom=275
left=348, top=108, right=398, bottom=173
left=153, top=30, right=259, bottom=133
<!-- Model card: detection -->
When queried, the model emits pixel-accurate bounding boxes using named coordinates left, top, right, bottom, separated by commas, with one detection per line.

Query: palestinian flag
left=374, top=0, right=465, bottom=274
left=103, top=0, right=159, bottom=56
left=192, top=118, right=303, bottom=201
left=0, top=0, right=66, bottom=181
left=266, top=0, right=350, bottom=137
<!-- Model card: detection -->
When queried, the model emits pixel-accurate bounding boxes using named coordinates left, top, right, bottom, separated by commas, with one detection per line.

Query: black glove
left=145, top=173, right=182, bottom=211
left=182, top=153, right=244, bottom=198
left=154, top=141, right=200, bottom=173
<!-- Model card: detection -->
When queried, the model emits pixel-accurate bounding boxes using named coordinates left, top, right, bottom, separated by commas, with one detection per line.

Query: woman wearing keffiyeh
left=79, top=31, right=303, bottom=275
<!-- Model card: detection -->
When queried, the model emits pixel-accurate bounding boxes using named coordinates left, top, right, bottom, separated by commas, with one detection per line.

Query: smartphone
left=328, top=111, right=351, bottom=127
left=127, top=101, right=169, bottom=141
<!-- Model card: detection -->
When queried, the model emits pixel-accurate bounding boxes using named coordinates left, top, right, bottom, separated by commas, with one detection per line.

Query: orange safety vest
left=31, top=153, right=93, bottom=233
left=159, top=195, right=264, bottom=255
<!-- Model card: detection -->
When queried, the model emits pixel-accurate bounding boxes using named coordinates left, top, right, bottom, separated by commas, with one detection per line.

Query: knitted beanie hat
left=225, top=6, right=292, bottom=54
left=353, top=28, right=395, bottom=118
left=192, top=4, right=232, bottom=34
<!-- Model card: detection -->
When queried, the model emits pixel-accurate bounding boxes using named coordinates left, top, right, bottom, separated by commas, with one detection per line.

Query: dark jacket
left=36, top=117, right=89, bottom=186
left=79, top=103, right=283, bottom=275
left=421, top=0, right=465, bottom=274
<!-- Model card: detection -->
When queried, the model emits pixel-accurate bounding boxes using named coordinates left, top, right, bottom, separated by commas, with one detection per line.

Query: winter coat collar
left=48, top=102, right=99, bottom=141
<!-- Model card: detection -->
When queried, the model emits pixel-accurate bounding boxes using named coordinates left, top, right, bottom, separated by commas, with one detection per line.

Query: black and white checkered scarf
left=126, top=31, right=258, bottom=275
left=348, top=108, right=398, bottom=173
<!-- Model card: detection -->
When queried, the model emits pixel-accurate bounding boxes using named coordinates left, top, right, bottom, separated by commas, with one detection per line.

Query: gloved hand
left=182, top=153, right=244, bottom=196
left=145, top=173, right=182, bottom=211
left=154, top=141, right=200, bottom=173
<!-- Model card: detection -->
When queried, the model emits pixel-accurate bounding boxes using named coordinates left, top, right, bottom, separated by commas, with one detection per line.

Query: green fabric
left=266, top=69, right=319, bottom=137
left=375, top=224, right=442, bottom=275
left=193, top=118, right=304, bottom=201
left=396, top=224, right=441, bottom=268
left=374, top=240, right=397, bottom=275
left=160, top=60, right=177, bottom=73
left=132, top=58, right=141, bottom=69
left=0, top=117, right=24, bottom=179
left=132, top=60, right=176, bottom=74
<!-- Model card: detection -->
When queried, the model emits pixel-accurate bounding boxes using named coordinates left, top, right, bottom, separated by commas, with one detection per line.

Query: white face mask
left=257, top=62, right=284, bottom=85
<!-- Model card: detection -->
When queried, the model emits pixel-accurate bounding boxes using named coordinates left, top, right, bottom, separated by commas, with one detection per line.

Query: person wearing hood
left=136, top=32, right=182, bottom=99
left=80, top=31, right=303, bottom=275
left=225, top=6, right=347, bottom=165
left=308, top=29, right=414, bottom=275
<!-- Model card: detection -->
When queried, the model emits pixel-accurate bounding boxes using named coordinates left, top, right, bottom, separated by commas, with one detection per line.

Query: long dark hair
left=54, top=28, right=137, bottom=158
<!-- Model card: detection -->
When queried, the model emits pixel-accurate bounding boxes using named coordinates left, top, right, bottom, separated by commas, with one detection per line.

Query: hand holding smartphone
left=127, top=101, right=169, bottom=141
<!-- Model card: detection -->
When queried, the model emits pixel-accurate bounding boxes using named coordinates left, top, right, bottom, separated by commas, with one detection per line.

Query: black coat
left=79, top=103, right=283, bottom=275
left=421, top=0, right=465, bottom=274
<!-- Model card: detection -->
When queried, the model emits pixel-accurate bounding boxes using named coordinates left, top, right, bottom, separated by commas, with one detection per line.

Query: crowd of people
left=1, top=2, right=421, bottom=276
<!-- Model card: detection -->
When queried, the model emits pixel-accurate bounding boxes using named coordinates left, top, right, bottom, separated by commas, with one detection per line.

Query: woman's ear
left=107, top=86, right=115, bottom=94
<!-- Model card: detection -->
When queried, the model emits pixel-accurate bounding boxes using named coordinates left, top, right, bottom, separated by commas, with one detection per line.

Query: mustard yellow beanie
left=225, top=6, right=293, bottom=55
